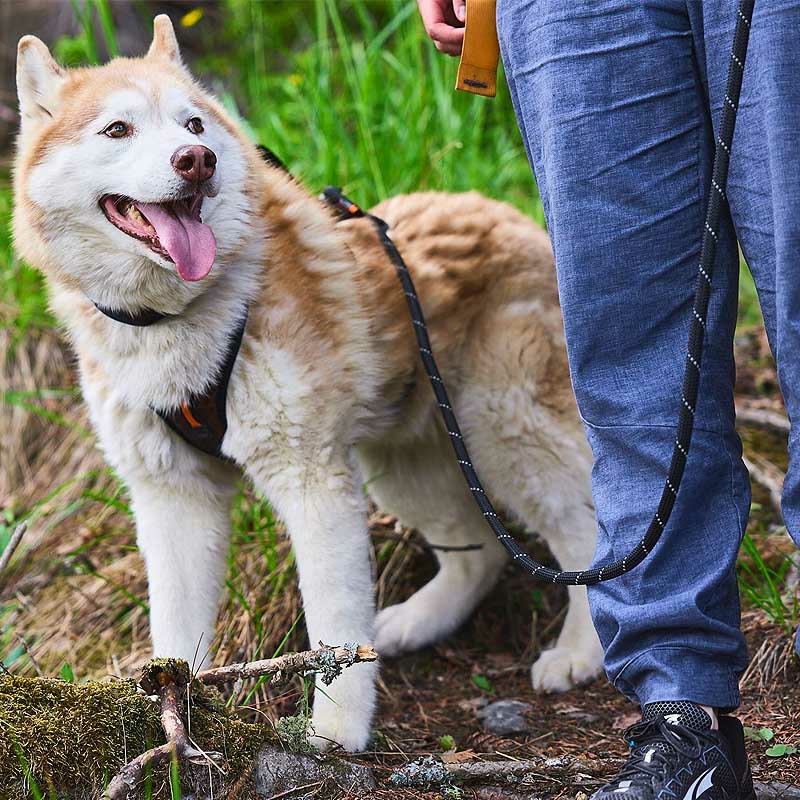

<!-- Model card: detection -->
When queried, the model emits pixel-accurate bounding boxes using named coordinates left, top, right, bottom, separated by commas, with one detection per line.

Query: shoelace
left=612, top=718, right=709, bottom=785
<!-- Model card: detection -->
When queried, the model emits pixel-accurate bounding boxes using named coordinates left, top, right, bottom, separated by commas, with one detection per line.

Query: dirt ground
left=1, top=324, right=798, bottom=797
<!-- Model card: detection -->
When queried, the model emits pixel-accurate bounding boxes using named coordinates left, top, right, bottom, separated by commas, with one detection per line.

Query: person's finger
left=428, top=21, right=465, bottom=48
left=453, top=0, right=466, bottom=23
left=418, top=0, right=461, bottom=29
left=434, top=38, right=464, bottom=57
left=417, top=0, right=464, bottom=56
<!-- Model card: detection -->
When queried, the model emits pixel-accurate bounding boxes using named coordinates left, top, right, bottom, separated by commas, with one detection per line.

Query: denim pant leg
left=690, top=1, right=800, bottom=657
left=497, top=0, right=750, bottom=707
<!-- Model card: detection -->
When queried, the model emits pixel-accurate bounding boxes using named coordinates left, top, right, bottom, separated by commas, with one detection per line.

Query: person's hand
left=417, top=0, right=466, bottom=57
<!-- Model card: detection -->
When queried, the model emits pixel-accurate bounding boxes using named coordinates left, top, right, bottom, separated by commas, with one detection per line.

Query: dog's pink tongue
left=138, top=202, right=216, bottom=281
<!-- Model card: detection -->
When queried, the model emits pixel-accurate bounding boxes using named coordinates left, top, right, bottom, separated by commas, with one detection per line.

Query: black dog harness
left=93, top=300, right=246, bottom=459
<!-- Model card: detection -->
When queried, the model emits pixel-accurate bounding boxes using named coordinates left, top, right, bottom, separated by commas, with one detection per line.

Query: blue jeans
left=497, top=0, right=800, bottom=709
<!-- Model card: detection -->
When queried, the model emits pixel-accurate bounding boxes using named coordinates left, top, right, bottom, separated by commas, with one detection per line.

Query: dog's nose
left=171, top=144, right=217, bottom=184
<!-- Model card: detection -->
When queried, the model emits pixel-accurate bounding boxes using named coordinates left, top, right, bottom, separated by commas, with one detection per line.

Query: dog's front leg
left=128, top=476, right=236, bottom=669
left=259, top=457, right=377, bottom=752
left=82, top=368, right=238, bottom=670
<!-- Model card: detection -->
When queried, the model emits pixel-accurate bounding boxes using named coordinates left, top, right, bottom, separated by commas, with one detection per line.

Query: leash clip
left=319, top=187, right=366, bottom=221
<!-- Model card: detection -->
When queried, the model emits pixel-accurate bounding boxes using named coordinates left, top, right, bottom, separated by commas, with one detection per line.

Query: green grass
left=739, top=532, right=798, bottom=633
left=208, top=0, right=539, bottom=215
left=0, top=175, right=51, bottom=340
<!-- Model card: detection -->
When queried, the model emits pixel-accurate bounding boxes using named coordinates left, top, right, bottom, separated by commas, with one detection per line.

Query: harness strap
left=455, top=0, right=499, bottom=98
left=154, top=309, right=248, bottom=460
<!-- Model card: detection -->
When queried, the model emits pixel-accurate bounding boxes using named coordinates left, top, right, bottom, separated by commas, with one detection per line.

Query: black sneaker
left=590, top=701, right=755, bottom=800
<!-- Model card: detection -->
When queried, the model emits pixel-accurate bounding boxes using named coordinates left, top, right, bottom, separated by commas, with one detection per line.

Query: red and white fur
left=13, top=16, right=603, bottom=751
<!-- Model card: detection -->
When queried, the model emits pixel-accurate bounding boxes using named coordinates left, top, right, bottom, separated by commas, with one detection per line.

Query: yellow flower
left=180, top=8, right=204, bottom=27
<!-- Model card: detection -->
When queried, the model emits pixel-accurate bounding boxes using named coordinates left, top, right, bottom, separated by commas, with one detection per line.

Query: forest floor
left=1, top=324, right=798, bottom=798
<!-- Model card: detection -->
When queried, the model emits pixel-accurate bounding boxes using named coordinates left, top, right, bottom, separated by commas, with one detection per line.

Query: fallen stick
left=104, top=659, right=218, bottom=800
left=0, top=522, right=28, bottom=579
left=105, top=644, right=376, bottom=797
left=370, top=528, right=483, bottom=554
left=736, top=405, right=790, bottom=435
left=389, top=754, right=615, bottom=791
left=743, top=454, right=784, bottom=518
left=196, top=642, right=378, bottom=686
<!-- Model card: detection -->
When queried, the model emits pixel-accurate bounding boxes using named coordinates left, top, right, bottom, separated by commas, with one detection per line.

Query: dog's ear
left=147, top=15, right=182, bottom=64
left=16, top=36, right=65, bottom=131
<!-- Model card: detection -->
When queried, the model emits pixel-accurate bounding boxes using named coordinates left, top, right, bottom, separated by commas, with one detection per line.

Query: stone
left=253, top=745, right=376, bottom=797
left=477, top=699, right=534, bottom=736
left=755, top=782, right=800, bottom=800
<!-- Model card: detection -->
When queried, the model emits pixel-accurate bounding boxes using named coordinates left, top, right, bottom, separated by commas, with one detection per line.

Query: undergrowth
left=0, top=4, right=796, bottom=794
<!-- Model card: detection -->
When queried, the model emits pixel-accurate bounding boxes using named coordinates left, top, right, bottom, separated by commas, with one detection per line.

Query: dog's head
left=14, top=15, right=260, bottom=308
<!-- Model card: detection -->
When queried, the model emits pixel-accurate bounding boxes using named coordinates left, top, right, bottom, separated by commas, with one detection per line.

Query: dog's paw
left=310, top=701, right=372, bottom=753
left=531, top=645, right=603, bottom=692
left=309, top=666, right=376, bottom=752
left=374, top=601, right=433, bottom=657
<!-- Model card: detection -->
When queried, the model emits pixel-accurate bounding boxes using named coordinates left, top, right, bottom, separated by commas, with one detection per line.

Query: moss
left=0, top=674, right=276, bottom=800
left=274, top=714, right=314, bottom=754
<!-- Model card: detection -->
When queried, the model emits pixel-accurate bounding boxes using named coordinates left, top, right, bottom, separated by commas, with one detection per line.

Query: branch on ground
left=196, top=641, right=378, bottom=686
left=104, top=643, right=376, bottom=797
left=370, top=528, right=483, bottom=554
left=104, top=658, right=220, bottom=800
left=0, top=522, right=28, bottom=579
left=736, top=404, right=790, bottom=436
left=389, top=754, right=616, bottom=792
left=743, top=453, right=785, bottom=518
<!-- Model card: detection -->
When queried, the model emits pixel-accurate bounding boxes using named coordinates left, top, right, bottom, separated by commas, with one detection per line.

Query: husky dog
left=13, top=16, right=603, bottom=751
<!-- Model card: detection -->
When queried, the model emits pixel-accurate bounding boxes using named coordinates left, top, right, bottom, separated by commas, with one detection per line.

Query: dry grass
left=0, top=328, right=456, bottom=718
left=2, top=325, right=799, bottom=796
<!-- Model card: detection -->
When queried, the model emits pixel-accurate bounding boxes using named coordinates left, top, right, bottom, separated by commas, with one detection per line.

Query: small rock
left=389, top=755, right=451, bottom=789
left=254, top=745, right=376, bottom=797
left=557, top=706, right=601, bottom=724
left=755, top=782, right=800, bottom=800
left=477, top=699, right=534, bottom=736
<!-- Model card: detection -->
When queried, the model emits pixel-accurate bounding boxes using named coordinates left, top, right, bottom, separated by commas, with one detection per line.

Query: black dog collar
left=94, top=302, right=171, bottom=326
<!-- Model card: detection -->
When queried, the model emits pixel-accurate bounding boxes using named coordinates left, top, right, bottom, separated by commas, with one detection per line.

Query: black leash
left=327, top=0, right=755, bottom=585
left=97, top=0, right=753, bottom=584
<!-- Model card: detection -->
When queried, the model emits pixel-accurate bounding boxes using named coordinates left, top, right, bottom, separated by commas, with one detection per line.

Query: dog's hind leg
left=526, top=515, right=604, bottom=691
left=458, top=389, right=604, bottom=692
left=359, top=430, right=508, bottom=657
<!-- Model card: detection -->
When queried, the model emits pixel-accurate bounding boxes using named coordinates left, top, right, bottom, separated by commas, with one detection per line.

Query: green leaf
left=765, top=743, right=797, bottom=758
left=59, top=662, right=75, bottom=683
left=471, top=674, right=494, bottom=694
left=439, top=734, right=456, bottom=752
left=744, top=726, right=777, bottom=743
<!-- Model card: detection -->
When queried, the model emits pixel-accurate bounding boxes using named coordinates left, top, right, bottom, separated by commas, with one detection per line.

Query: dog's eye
left=103, top=121, right=131, bottom=139
left=186, top=117, right=204, bottom=135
